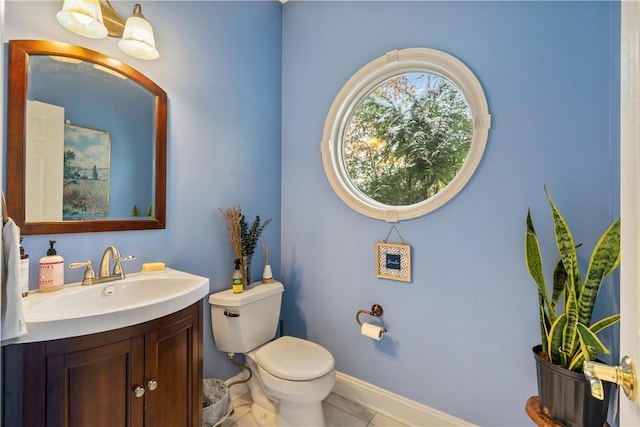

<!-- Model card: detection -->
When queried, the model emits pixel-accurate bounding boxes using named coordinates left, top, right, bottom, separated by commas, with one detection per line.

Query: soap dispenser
left=19, top=237, right=29, bottom=297
left=39, top=240, right=64, bottom=292
left=232, top=259, right=243, bottom=294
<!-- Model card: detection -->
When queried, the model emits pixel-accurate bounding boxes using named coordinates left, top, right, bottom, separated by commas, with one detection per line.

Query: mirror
left=322, top=48, right=491, bottom=221
left=6, top=40, right=166, bottom=234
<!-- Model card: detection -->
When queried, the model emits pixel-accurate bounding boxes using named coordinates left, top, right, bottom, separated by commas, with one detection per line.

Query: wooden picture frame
left=376, top=242, right=411, bottom=282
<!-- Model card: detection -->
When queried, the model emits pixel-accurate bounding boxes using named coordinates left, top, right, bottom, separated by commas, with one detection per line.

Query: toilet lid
left=255, top=336, right=335, bottom=381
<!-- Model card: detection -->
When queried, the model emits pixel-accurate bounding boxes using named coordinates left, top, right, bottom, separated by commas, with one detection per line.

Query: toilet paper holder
left=356, top=304, right=387, bottom=332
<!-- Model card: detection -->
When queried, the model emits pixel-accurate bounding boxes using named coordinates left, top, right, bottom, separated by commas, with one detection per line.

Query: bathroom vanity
left=1, top=268, right=209, bottom=427
left=2, top=301, right=203, bottom=427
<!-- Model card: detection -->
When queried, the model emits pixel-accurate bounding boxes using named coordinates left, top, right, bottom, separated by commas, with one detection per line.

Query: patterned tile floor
left=220, top=392, right=407, bottom=427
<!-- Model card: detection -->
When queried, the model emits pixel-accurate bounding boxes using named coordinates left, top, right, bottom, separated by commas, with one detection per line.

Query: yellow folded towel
left=141, top=262, right=165, bottom=272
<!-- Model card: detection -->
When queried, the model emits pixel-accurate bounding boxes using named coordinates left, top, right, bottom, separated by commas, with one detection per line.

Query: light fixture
left=56, top=0, right=159, bottom=60
left=56, top=0, right=107, bottom=38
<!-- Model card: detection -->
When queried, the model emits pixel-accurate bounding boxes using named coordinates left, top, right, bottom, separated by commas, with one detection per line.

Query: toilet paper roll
left=361, top=323, right=386, bottom=341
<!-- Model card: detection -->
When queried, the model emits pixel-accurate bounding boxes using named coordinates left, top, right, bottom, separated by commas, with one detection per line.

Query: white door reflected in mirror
left=25, top=101, right=64, bottom=222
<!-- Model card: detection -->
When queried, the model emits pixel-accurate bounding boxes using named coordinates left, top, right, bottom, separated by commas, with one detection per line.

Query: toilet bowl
left=247, top=336, right=335, bottom=426
left=208, top=282, right=336, bottom=427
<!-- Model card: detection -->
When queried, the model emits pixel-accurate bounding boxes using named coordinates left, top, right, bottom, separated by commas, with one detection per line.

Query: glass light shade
left=56, top=0, right=108, bottom=39
left=118, top=14, right=159, bottom=60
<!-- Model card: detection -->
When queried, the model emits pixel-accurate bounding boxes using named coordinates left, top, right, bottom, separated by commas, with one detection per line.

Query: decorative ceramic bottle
left=39, top=240, right=64, bottom=292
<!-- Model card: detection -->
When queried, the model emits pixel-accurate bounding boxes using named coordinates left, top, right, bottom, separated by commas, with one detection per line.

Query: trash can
left=203, top=379, right=234, bottom=427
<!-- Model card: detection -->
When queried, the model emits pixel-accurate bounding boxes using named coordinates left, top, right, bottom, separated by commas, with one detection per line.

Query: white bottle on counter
left=39, top=240, right=64, bottom=292
left=19, top=237, right=29, bottom=297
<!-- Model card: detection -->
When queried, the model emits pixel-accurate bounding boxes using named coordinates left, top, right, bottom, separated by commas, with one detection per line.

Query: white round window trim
left=321, top=48, right=491, bottom=221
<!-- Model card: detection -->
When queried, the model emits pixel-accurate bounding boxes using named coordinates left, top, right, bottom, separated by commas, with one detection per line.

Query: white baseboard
left=224, top=370, right=476, bottom=427
left=332, top=371, right=476, bottom=427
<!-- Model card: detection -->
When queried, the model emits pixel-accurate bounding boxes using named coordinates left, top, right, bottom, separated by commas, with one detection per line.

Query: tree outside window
left=343, top=72, right=472, bottom=206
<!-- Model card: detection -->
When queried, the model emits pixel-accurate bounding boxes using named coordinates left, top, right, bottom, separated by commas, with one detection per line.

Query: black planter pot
left=533, top=345, right=610, bottom=427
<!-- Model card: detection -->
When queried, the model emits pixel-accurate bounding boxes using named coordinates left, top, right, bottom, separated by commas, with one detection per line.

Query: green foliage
left=525, top=188, right=620, bottom=372
left=343, top=73, right=472, bottom=205
left=240, top=214, right=272, bottom=260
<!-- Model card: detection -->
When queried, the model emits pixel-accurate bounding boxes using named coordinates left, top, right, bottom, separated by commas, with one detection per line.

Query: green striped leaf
left=568, top=323, right=610, bottom=371
left=578, top=218, right=620, bottom=326
left=526, top=209, right=555, bottom=352
left=568, top=315, right=619, bottom=371
left=590, top=314, right=621, bottom=333
left=545, top=188, right=581, bottom=294
left=551, top=258, right=567, bottom=313
left=526, top=211, right=549, bottom=303
left=539, top=303, right=549, bottom=352
left=548, top=314, right=567, bottom=366
left=561, top=280, right=579, bottom=364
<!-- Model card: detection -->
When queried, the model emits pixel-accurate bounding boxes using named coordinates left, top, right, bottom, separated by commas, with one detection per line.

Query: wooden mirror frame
left=6, top=40, right=166, bottom=234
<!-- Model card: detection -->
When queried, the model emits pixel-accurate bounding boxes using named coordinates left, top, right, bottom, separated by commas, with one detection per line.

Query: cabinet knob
left=134, top=386, right=145, bottom=398
left=147, top=379, right=158, bottom=391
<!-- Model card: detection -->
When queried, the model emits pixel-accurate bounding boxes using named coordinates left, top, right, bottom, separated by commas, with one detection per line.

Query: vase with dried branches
left=220, top=205, right=271, bottom=289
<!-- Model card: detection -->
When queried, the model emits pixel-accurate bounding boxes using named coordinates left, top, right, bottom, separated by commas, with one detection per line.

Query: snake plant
left=525, top=188, right=620, bottom=372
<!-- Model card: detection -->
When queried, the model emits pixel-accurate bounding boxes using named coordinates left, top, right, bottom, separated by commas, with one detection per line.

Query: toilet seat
left=254, top=336, right=335, bottom=381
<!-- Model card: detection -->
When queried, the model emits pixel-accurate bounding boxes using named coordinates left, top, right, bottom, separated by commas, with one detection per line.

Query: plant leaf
left=545, top=187, right=581, bottom=296
left=561, top=284, right=580, bottom=368
left=568, top=323, right=611, bottom=371
left=525, top=209, right=556, bottom=353
left=568, top=315, right=619, bottom=371
left=525, top=210, right=546, bottom=291
left=539, top=303, right=550, bottom=352
left=551, top=258, right=567, bottom=313
left=548, top=314, right=567, bottom=366
left=590, top=313, right=621, bottom=334
left=526, top=209, right=555, bottom=352
left=578, top=218, right=621, bottom=326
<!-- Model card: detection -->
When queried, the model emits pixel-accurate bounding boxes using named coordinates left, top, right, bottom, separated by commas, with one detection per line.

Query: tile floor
left=220, top=392, right=407, bottom=427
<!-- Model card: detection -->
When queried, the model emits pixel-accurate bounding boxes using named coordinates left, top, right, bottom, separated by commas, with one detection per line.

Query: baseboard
left=224, top=370, right=476, bottom=426
left=332, top=371, right=476, bottom=426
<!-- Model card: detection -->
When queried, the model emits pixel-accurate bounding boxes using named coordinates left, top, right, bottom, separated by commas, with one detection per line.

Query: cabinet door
left=143, top=314, right=200, bottom=427
left=2, top=302, right=203, bottom=427
left=46, top=337, right=145, bottom=427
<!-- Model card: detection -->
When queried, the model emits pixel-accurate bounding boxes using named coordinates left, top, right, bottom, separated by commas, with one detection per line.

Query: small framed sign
left=376, top=241, right=411, bottom=282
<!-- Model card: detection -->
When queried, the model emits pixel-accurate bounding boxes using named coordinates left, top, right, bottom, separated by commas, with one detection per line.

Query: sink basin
left=3, top=268, right=209, bottom=344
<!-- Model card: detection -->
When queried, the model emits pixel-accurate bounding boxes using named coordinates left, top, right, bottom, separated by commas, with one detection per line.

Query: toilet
left=208, top=281, right=335, bottom=427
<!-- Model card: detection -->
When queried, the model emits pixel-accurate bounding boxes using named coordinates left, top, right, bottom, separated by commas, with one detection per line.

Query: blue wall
left=5, top=1, right=620, bottom=426
left=281, top=1, right=619, bottom=425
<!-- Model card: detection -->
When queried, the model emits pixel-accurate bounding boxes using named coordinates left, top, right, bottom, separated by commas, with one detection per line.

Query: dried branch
left=262, top=243, right=269, bottom=265
left=219, top=205, right=243, bottom=260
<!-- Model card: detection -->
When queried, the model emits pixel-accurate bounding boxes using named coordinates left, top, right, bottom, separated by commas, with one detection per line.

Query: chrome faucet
left=98, top=245, right=135, bottom=280
left=69, top=260, right=96, bottom=286
left=69, top=246, right=135, bottom=286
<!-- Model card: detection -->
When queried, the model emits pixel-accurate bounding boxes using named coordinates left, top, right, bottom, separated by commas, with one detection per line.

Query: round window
left=321, top=48, right=491, bottom=221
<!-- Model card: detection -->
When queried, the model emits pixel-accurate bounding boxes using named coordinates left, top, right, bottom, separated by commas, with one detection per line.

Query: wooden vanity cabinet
left=2, top=301, right=203, bottom=427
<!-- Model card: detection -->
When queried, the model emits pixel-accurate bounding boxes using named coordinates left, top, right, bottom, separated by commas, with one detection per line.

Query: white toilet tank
left=209, top=281, right=284, bottom=353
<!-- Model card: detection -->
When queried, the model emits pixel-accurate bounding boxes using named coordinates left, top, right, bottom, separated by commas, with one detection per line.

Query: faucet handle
left=113, top=255, right=136, bottom=276
left=69, top=260, right=96, bottom=286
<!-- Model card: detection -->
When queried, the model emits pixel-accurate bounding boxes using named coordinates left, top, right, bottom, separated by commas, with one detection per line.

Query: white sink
left=3, top=268, right=209, bottom=344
